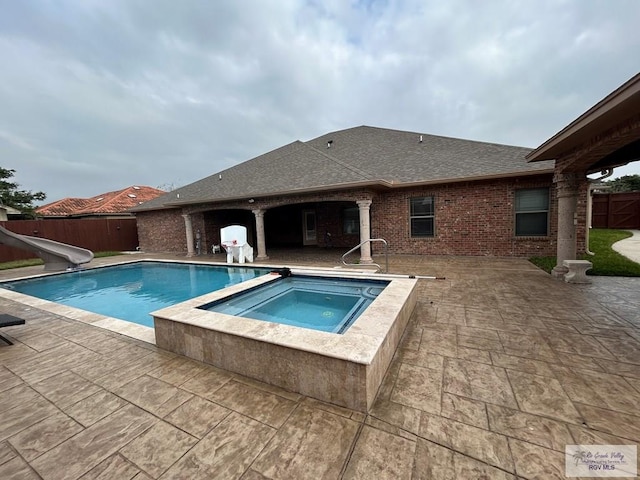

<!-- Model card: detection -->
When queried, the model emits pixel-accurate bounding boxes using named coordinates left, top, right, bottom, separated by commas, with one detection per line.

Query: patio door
left=302, top=210, right=317, bottom=245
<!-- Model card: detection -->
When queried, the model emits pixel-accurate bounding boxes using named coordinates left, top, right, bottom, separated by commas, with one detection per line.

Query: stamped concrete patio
left=0, top=252, right=639, bottom=479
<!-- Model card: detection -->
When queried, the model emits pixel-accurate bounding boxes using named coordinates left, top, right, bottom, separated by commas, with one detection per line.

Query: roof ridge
left=212, top=140, right=305, bottom=176
left=303, top=142, right=375, bottom=180
left=132, top=126, right=549, bottom=212
left=79, top=186, right=162, bottom=213
left=311, top=125, right=533, bottom=150
left=37, top=185, right=165, bottom=215
left=79, top=192, right=122, bottom=213
left=36, top=197, right=89, bottom=214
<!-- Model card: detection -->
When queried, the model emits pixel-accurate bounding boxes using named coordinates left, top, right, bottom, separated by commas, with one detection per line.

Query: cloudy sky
left=1, top=0, right=639, bottom=204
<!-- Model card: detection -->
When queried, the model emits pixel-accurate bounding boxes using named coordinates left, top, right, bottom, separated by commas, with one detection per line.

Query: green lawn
left=0, top=251, right=123, bottom=271
left=529, top=229, right=640, bottom=277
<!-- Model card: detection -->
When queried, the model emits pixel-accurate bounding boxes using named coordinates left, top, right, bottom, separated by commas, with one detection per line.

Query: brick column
left=252, top=208, right=269, bottom=260
left=552, top=172, right=579, bottom=278
left=182, top=214, right=195, bottom=257
left=357, top=199, right=373, bottom=264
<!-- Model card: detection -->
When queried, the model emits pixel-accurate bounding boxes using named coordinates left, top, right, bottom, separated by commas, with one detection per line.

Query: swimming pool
left=200, top=275, right=388, bottom=333
left=0, top=259, right=418, bottom=411
left=0, top=261, right=269, bottom=327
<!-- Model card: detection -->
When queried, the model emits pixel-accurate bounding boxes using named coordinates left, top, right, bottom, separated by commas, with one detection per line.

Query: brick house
left=132, top=126, right=566, bottom=262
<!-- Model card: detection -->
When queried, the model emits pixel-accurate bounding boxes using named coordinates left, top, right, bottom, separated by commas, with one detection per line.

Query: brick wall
left=136, top=210, right=186, bottom=253
left=315, top=202, right=360, bottom=248
left=136, top=175, right=572, bottom=257
left=371, top=175, right=558, bottom=256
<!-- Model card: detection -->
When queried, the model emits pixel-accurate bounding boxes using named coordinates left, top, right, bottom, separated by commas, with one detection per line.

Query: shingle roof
left=133, top=126, right=554, bottom=212
left=37, top=186, right=165, bottom=217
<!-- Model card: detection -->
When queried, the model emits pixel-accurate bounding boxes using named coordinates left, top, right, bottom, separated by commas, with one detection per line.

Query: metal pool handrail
left=341, top=238, right=389, bottom=273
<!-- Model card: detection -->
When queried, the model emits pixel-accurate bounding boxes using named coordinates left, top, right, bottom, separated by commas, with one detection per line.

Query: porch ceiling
left=587, top=137, right=640, bottom=173
left=527, top=73, right=640, bottom=174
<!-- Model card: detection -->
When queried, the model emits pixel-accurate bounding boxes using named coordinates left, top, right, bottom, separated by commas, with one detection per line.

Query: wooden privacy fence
left=0, top=218, right=139, bottom=262
left=592, top=192, right=640, bottom=229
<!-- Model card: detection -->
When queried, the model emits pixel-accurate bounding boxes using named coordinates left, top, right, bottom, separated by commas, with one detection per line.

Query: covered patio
left=0, top=252, right=639, bottom=479
left=528, top=72, right=640, bottom=279
left=181, top=194, right=377, bottom=265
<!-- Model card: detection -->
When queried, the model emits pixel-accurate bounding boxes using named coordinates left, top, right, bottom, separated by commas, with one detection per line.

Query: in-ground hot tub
left=200, top=274, right=388, bottom=334
left=153, top=269, right=418, bottom=412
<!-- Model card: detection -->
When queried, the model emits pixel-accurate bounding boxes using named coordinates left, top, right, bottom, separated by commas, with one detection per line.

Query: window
left=410, top=197, right=434, bottom=237
left=515, top=188, right=549, bottom=236
left=343, top=207, right=359, bottom=235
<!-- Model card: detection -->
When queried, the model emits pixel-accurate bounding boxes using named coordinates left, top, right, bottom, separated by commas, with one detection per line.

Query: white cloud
left=0, top=0, right=638, bottom=202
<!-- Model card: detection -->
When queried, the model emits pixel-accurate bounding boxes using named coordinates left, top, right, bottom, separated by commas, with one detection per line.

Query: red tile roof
left=36, top=186, right=166, bottom=217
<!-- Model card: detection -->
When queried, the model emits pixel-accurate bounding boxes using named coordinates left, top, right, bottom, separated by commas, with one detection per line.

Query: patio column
left=182, top=214, right=195, bottom=257
left=252, top=208, right=269, bottom=260
left=552, top=172, right=579, bottom=278
left=357, top=199, right=373, bottom=264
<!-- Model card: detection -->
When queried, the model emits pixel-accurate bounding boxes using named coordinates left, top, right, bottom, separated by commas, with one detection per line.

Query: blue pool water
left=1, top=262, right=269, bottom=327
left=201, top=276, right=389, bottom=334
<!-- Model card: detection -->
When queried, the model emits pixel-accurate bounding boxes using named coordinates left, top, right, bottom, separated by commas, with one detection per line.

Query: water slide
left=0, top=225, right=94, bottom=271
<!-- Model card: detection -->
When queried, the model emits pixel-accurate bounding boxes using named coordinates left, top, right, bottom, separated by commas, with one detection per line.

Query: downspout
left=585, top=169, right=614, bottom=255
